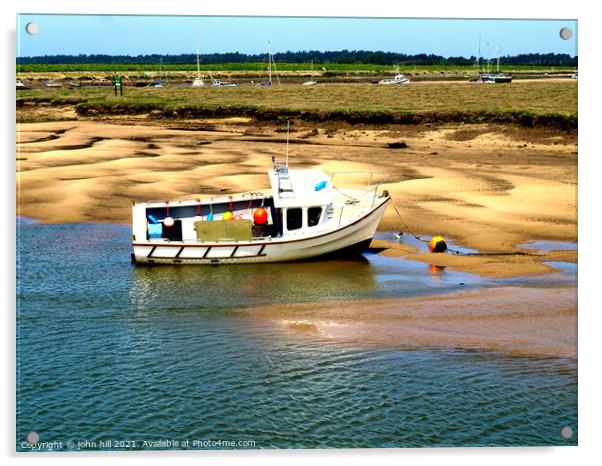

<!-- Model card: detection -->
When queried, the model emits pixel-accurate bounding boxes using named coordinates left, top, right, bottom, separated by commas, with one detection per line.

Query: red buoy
left=253, top=208, right=268, bottom=225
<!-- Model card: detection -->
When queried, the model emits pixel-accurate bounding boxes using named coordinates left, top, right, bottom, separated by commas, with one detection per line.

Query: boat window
left=307, top=207, right=322, bottom=227
left=286, top=208, right=302, bottom=231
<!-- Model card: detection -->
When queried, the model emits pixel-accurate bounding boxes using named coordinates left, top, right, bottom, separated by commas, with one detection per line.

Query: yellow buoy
left=222, top=211, right=234, bottom=221
left=428, top=236, right=447, bottom=253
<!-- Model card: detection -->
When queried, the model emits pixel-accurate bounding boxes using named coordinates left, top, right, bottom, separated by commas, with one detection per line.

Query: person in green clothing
left=114, top=74, right=123, bottom=96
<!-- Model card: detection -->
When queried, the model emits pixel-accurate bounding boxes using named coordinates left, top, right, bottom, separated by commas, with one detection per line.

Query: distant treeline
left=17, top=50, right=578, bottom=67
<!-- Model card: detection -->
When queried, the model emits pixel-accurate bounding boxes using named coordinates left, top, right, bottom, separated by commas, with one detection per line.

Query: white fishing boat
left=131, top=132, right=390, bottom=265
left=378, top=67, right=410, bottom=85
left=16, top=79, right=28, bottom=89
left=44, top=80, right=62, bottom=88
left=209, top=73, right=237, bottom=87
left=192, top=43, right=204, bottom=87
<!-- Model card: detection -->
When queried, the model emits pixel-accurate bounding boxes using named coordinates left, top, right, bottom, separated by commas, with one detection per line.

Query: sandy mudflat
left=16, top=115, right=578, bottom=356
left=243, top=286, right=577, bottom=358
left=16, top=117, right=577, bottom=277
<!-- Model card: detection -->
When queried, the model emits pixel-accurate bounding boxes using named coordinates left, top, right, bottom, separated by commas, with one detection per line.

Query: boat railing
left=330, top=171, right=388, bottom=189
left=330, top=171, right=388, bottom=209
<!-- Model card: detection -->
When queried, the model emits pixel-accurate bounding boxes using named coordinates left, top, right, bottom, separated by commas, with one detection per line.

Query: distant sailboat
left=478, top=45, right=512, bottom=83
left=192, top=43, right=204, bottom=87
left=303, top=60, right=317, bottom=86
left=149, top=58, right=167, bottom=88
left=259, top=42, right=280, bottom=86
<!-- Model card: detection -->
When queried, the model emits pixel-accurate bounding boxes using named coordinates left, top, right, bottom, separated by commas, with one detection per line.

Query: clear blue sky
left=17, top=15, right=578, bottom=58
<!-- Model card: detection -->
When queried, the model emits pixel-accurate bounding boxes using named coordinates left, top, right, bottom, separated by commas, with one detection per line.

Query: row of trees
left=17, top=50, right=578, bottom=67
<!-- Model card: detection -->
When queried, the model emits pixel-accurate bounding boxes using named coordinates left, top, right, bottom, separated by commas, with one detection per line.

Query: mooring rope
left=389, top=197, right=423, bottom=242
left=389, top=195, right=467, bottom=255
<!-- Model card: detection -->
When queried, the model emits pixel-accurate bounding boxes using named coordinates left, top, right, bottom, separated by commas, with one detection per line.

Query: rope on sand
left=389, top=195, right=464, bottom=255
left=389, top=196, right=424, bottom=242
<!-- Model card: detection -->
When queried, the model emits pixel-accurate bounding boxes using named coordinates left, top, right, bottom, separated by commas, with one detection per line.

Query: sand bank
left=243, top=286, right=577, bottom=358
left=16, top=118, right=577, bottom=277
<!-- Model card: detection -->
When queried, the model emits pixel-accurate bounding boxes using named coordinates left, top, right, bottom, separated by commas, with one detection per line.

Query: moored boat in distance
left=258, top=41, right=280, bottom=86
left=302, top=59, right=317, bottom=86
left=209, top=73, right=237, bottom=87
left=378, top=67, right=410, bottom=85
left=131, top=148, right=390, bottom=265
left=477, top=44, right=512, bottom=83
left=479, top=72, right=513, bottom=83
left=192, top=42, right=204, bottom=87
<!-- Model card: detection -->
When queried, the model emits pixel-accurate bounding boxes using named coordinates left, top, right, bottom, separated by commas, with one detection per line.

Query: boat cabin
left=132, top=165, right=335, bottom=245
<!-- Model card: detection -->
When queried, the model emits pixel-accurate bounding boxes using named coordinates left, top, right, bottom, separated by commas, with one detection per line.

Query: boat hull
left=132, top=198, right=389, bottom=265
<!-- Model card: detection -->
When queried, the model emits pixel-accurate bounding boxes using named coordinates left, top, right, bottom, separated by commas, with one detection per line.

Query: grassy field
left=16, top=80, right=577, bottom=129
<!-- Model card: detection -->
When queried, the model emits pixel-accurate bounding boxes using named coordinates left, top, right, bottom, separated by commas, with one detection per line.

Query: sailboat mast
left=478, top=36, right=481, bottom=72
left=496, top=46, right=501, bottom=73
left=196, top=43, right=201, bottom=79
left=160, top=57, right=167, bottom=85
left=268, top=42, right=272, bottom=84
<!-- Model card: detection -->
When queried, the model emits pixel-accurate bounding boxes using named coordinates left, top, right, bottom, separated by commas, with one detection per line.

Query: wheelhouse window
left=286, top=208, right=302, bottom=231
left=307, top=207, right=322, bottom=227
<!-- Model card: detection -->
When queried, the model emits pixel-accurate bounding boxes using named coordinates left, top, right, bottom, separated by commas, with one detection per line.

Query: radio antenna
left=285, top=120, right=290, bottom=168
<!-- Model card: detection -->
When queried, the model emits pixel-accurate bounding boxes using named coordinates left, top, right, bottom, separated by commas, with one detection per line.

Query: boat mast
left=196, top=43, right=201, bottom=80
left=160, top=57, right=169, bottom=85
left=478, top=36, right=481, bottom=72
left=285, top=120, right=290, bottom=168
left=268, top=42, right=272, bottom=85
left=496, top=45, right=501, bottom=73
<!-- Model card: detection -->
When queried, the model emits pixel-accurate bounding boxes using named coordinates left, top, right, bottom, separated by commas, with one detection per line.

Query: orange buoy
left=253, top=208, right=268, bottom=225
left=223, top=211, right=234, bottom=221
left=428, top=236, right=447, bottom=253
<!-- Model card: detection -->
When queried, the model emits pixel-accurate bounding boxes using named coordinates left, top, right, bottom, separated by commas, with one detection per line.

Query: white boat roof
left=268, top=168, right=333, bottom=208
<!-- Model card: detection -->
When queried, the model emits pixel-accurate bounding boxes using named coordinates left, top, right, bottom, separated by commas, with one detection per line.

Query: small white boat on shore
left=131, top=150, right=390, bottom=265
left=44, top=80, right=62, bottom=88
left=378, top=67, right=410, bottom=85
left=210, top=74, right=237, bottom=87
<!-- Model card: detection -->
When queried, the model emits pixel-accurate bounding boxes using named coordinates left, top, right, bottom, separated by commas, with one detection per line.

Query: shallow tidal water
left=16, top=223, right=577, bottom=450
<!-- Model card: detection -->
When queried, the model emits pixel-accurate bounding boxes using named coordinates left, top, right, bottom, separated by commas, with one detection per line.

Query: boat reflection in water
left=129, top=256, right=378, bottom=311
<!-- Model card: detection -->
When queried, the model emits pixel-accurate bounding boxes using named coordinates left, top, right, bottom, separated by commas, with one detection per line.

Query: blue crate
left=148, top=223, right=163, bottom=239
